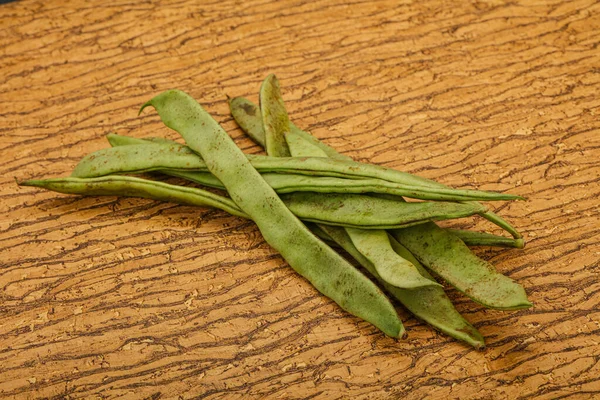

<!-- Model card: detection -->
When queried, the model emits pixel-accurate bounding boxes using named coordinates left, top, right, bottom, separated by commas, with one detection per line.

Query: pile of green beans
left=19, top=75, right=531, bottom=348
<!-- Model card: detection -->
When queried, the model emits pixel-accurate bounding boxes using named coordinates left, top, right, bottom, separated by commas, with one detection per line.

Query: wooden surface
left=1, top=0, right=599, bottom=398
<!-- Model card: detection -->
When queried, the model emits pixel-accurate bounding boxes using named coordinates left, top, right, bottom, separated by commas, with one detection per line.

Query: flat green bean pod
left=140, top=89, right=404, bottom=338
left=73, top=141, right=522, bottom=202
left=101, top=139, right=502, bottom=203
left=280, top=192, right=486, bottom=230
left=389, top=223, right=532, bottom=310
left=19, top=176, right=249, bottom=219
left=21, top=176, right=484, bottom=231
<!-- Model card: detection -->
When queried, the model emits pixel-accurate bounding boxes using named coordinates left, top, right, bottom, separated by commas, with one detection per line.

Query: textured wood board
left=1, top=0, right=599, bottom=398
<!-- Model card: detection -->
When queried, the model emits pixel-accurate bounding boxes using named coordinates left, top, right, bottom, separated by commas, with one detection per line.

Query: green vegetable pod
left=20, top=176, right=485, bottom=231
left=390, top=223, right=532, bottom=310
left=72, top=142, right=522, bottom=202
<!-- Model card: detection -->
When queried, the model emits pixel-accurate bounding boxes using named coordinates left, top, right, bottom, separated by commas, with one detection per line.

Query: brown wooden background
left=1, top=0, right=599, bottom=398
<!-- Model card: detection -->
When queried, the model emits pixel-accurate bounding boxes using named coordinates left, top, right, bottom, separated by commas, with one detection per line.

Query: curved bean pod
left=280, top=192, right=486, bottom=230
left=100, top=139, right=499, bottom=202
left=389, top=223, right=532, bottom=310
left=18, top=176, right=249, bottom=219
left=73, top=142, right=522, bottom=202
left=140, top=89, right=404, bottom=338
left=21, top=176, right=484, bottom=231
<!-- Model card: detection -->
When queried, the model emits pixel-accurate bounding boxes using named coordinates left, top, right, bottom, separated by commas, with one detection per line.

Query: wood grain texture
left=1, top=0, right=599, bottom=398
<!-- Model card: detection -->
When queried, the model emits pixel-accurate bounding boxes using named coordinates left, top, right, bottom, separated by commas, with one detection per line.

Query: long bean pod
left=280, top=192, right=486, bottom=229
left=139, top=89, right=404, bottom=338
left=73, top=142, right=521, bottom=202
left=389, top=223, right=532, bottom=310
left=19, top=176, right=249, bottom=219
left=21, top=176, right=484, bottom=231
left=101, top=138, right=500, bottom=204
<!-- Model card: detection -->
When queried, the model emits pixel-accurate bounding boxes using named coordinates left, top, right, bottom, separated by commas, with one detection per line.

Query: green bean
left=368, top=194, right=525, bottom=247
left=22, top=175, right=486, bottom=231
left=260, top=74, right=292, bottom=157
left=18, top=176, right=249, bottom=219
left=103, top=135, right=513, bottom=202
left=280, top=192, right=486, bottom=230
left=229, top=98, right=523, bottom=238
left=105, top=134, right=228, bottom=189
left=101, top=138, right=503, bottom=203
left=448, top=229, right=525, bottom=249
left=140, top=89, right=404, bottom=338
left=73, top=142, right=522, bottom=202
left=319, top=225, right=485, bottom=349
left=71, top=143, right=198, bottom=177
left=389, top=223, right=532, bottom=310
